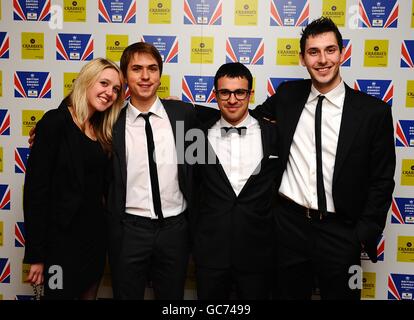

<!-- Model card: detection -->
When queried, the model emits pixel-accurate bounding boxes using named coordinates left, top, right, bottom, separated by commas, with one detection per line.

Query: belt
left=122, top=212, right=185, bottom=226
left=278, top=195, right=334, bottom=221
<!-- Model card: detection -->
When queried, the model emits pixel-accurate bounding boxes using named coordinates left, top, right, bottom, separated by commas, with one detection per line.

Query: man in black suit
left=106, top=42, right=199, bottom=299
left=192, top=63, right=280, bottom=299
left=254, top=17, right=395, bottom=299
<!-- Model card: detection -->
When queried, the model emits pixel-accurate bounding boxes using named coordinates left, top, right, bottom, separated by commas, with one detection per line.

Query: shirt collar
left=127, top=97, right=165, bottom=121
left=308, top=80, right=345, bottom=109
left=219, top=113, right=255, bottom=128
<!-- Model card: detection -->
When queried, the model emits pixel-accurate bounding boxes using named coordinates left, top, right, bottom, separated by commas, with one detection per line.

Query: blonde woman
left=23, top=58, right=124, bottom=299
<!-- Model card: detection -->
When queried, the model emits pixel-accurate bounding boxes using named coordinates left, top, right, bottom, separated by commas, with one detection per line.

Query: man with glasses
left=190, top=62, right=280, bottom=299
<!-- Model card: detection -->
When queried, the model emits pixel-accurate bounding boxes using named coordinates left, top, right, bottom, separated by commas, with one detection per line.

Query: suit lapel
left=201, top=118, right=237, bottom=197
left=282, top=80, right=312, bottom=164
left=113, top=107, right=127, bottom=189
left=238, top=118, right=272, bottom=196
left=333, top=84, right=363, bottom=183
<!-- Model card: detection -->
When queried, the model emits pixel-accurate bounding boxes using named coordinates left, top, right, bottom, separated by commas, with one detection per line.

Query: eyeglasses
left=215, top=89, right=250, bottom=101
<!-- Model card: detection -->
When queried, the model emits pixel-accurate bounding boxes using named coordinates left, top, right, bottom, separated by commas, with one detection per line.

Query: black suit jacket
left=23, top=101, right=101, bottom=264
left=106, top=99, right=199, bottom=279
left=253, top=79, right=395, bottom=262
left=192, top=113, right=280, bottom=272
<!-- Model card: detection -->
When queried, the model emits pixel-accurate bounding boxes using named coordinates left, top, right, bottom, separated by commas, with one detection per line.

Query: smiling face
left=300, top=31, right=344, bottom=94
left=125, top=53, right=161, bottom=112
left=215, top=76, right=251, bottom=126
left=86, top=67, right=121, bottom=114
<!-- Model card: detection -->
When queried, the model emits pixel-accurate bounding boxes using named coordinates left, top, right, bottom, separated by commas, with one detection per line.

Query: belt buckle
left=306, top=207, right=311, bottom=219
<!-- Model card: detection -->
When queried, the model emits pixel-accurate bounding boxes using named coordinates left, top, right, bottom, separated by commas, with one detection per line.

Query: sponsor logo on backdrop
left=397, top=236, right=414, bottom=262
left=0, top=32, right=9, bottom=59
left=63, top=0, right=86, bottom=22
left=359, top=0, right=398, bottom=28
left=354, top=80, right=393, bottom=105
left=56, top=34, right=93, bottom=61
left=191, top=37, right=214, bottom=64
left=149, top=0, right=171, bottom=24
left=401, top=40, right=414, bottom=68
left=322, top=0, right=346, bottom=26
left=15, top=222, right=25, bottom=248
left=14, top=72, right=51, bottom=99
left=157, top=75, right=170, bottom=99
left=412, top=0, right=414, bottom=28
left=362, top=272, right=376, bottom=299
left=364, top=40, right=388, bottom=67
left=142, top=36, right=178, bottom=63
left=401, top=159, right=414, bottom=186
left=267, top=78, right=303, bottom=97
left=407, top=80, right=414, bottom=108
left=341, top=39, right=352, bottom=67
left=182, top=76, right=215, bottom=104
left=106, top=35, right=128, bottom=62
left=361, top=234, right=384, bottom=261
left=234, top=0, right=258, bottom=26
left=396, top=121, right=414, bottom=147
left=388, top=274, right=414, bottom=300
left=392, top=198, right=414, bottom=224
left=270, top=0, right=309, bottom=26
left=276, top=38, right=300, bottom=65
left=0, top=110, right=10, bottom=136
left=184, top=0, right=222, bottom=25
left=226, top=37, right=264, bottom=65
left=15, top=148, right=30, bottom=174
left=22, top=110, right=44, bottom=136
left=0, top=185, right=10, bottom=210
left=0, top=258, right=10, bottom=283
left=14, top=0, right=51, bottom=21
left=63, top=73, right=79, bottom=97
left=98, top=0, right=136, bottom=23
left=21, top=32, right=44, bottom=60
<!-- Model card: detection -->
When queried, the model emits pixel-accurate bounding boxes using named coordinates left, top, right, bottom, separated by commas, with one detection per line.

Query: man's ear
left=339, top=47, right=345, bottom=64
left=249, top=89, right=255, bottom=102
left=299, top=53, right=305, bottom=67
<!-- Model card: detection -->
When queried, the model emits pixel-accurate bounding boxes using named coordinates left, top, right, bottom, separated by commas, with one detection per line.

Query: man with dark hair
left=254, top=17, right=395, bottom=299
left=192, top=62, right=280, bottom=299
left=107, top=42, right=199, bottom=300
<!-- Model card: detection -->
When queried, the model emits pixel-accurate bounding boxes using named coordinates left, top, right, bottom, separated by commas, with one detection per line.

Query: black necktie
left=140, top=112, right=164, bottom=220
left=221, top=126, right=247, bottom=137
left=315, top=95, right=327, bottom=214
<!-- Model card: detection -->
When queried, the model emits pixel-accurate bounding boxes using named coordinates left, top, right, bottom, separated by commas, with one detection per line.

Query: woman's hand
left=26, top=263, right=44, bottom=285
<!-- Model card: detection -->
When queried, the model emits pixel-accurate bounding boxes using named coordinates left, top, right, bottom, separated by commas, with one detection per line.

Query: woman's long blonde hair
left=68, top=58, right=125, bottom=153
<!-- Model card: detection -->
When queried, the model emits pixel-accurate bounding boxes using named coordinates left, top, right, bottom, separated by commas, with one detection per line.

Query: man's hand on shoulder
left=28, top=126, right=36, bottom=148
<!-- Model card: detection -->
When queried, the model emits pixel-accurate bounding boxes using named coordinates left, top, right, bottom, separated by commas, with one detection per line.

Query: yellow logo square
left=406, top=80, right=414, bottom=108
left=63, top=0, right=86, bottom=22
left=235, top=0, right=258, bottom=26
left=63, top=72, right=79, bottom=97
left=149, top=0, right=171, bottom=24
left=191, top=37, right=214, bottom=64
left=397, top=236, right=414, bottom=262
left=364, top=40, right=389, bottom=67
left=22, top=110, right=45, bottom=136
left=362, top=272, right=376, bottom=299
left=21, top=32, right=44, bottom=60
left=276, top=38, right=300, bottom=66
left=157, top=75, right=170, bottom=99
left=401, top=159, right=414, bottom=186
left=322, top=0, right=346, bottom=27
left=106, top=35, right=129, bottom=62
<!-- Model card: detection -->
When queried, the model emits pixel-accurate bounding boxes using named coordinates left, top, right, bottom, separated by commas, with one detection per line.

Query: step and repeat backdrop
left=0, top=0, right=413, bottom=300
